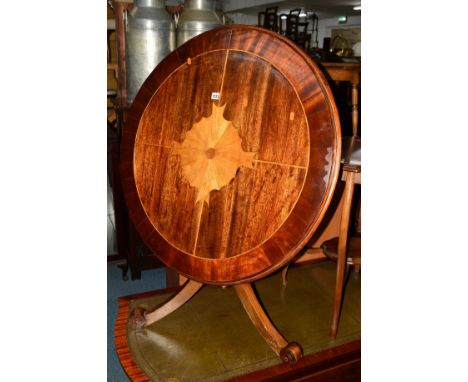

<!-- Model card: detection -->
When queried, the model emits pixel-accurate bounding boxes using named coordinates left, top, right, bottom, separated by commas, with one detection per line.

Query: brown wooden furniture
left=322, top=136, right=361, bottom=339
left=296, top=22, right=311, bottom=50
left=283, top=137, right=361, bottom=339
left=113, top=0, right=134, bottom=104
left=263, top=63, right=361, bottom=269
left=289, top=8, right=302, bottom=17
left=115, top=285, right=361, bottom=382
left=111, top=98, right=166, bottom=280
left=107, top=45, right=125, bottom=262
left=258, top=6, right=278, bottom=32
left=284, top=14, right=299, bottom=41
left=120, top=25, right=341, bottom=363
left=110, top=1, right=167, bottom=279
left=321, top=62, right=360, bottom=137
left=282, top=13, right=311, bottom=52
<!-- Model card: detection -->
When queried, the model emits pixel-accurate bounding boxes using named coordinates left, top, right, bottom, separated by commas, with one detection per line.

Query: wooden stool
left=322, top=136, right=361, bottom=339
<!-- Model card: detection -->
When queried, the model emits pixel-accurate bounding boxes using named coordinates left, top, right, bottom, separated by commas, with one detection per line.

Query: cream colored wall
left=318, top=15, right=361, bottom=48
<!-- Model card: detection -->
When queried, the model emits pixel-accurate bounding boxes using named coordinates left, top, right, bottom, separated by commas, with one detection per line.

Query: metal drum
left=126, top=0, right=176, bottom=103
left=176, top=0, right=223, bottom=47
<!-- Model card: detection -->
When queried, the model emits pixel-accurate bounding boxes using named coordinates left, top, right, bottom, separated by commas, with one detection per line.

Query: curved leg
left=331, top=171, right=356, bottom=339
left=235, top=283, right=303, bottom=364
left=129, top=279, right=203, bottom=329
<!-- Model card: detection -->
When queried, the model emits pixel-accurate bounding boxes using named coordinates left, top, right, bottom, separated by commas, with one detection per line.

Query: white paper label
left=211, top=92, right=220, bottom=100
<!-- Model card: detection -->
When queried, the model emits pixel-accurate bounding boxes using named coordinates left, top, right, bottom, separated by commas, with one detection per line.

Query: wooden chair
left=263, top=6, right=278, bottom=32
left=279, top=9, right=300, bottom=37
left=295, top=22, right=310, bottom=50
left=289, top=8, right=301, bottom=17
left=285, top=14, right=299, bottom=41
left=278, top=14, right=288, bottom=35
left=321, top=136, right=361, bottom=339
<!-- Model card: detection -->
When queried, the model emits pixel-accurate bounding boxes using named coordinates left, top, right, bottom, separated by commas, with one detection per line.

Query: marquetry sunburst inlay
left=174, top=103, right=256, bottom=205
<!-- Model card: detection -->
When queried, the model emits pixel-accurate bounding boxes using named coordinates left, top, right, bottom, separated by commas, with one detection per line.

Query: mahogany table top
left=121, top=25, right=341, bottom=285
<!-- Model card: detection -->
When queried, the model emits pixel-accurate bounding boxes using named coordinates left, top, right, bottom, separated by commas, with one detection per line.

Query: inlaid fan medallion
left=173, top=103, right=256, bottom=205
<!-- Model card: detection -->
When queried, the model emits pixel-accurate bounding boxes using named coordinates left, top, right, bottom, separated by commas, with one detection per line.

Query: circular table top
left=121, top=25, right=341, bottom=285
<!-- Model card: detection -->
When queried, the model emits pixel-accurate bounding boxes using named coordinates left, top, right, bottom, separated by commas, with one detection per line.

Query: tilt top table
left=120, top=25, right=341, bottom=363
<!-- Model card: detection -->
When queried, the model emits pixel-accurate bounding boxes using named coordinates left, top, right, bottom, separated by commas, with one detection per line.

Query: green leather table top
left=124, top=261, right=360, bottom=382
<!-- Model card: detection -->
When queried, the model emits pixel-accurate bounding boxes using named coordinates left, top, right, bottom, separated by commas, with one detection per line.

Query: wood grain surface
left=121, top=25, right=341, bottom=285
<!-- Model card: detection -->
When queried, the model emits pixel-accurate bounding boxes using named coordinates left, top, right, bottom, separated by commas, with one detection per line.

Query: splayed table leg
left=235, top=282, right=303, bottom=364
left=129, top=280, right=203, bottom=329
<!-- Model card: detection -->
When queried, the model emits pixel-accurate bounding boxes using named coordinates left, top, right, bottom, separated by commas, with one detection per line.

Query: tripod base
left=129, top=280, right=303, bottom=364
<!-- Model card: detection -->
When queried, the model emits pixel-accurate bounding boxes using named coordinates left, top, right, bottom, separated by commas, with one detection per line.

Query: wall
left=317, top=15, right=361, bottom=48
left=223, top=0, right=275, bottom=12
left=224, top=12, right=258, bottom=25
left=223, top=12, right=361, bottom=50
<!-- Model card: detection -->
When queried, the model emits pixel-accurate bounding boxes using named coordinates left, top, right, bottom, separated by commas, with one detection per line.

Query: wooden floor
left=115, top=262, right=360, bottom=382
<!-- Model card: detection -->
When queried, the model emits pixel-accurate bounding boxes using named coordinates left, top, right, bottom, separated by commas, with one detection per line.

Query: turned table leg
left=235, top=283, right=303, bottom=364
left=129, top=279, right=203, bottom=329
left=351, top=82, right=359, bottom=136
left=330, top=171, right=356, bottom=339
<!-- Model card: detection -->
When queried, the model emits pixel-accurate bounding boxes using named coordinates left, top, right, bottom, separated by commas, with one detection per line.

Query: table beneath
left=322, top=62, right=360, bottom=137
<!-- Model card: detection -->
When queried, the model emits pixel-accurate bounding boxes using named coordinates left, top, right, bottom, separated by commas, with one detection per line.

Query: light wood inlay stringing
left=173, top=102, right=256, bottom=205
left=134, top=48, right=311, bottom=260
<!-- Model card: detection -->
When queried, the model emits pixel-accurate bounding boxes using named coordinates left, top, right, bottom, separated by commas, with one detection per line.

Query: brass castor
left=279, top=342, right=303, bottom=364
left=129, top=307, right=147, bottom=329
